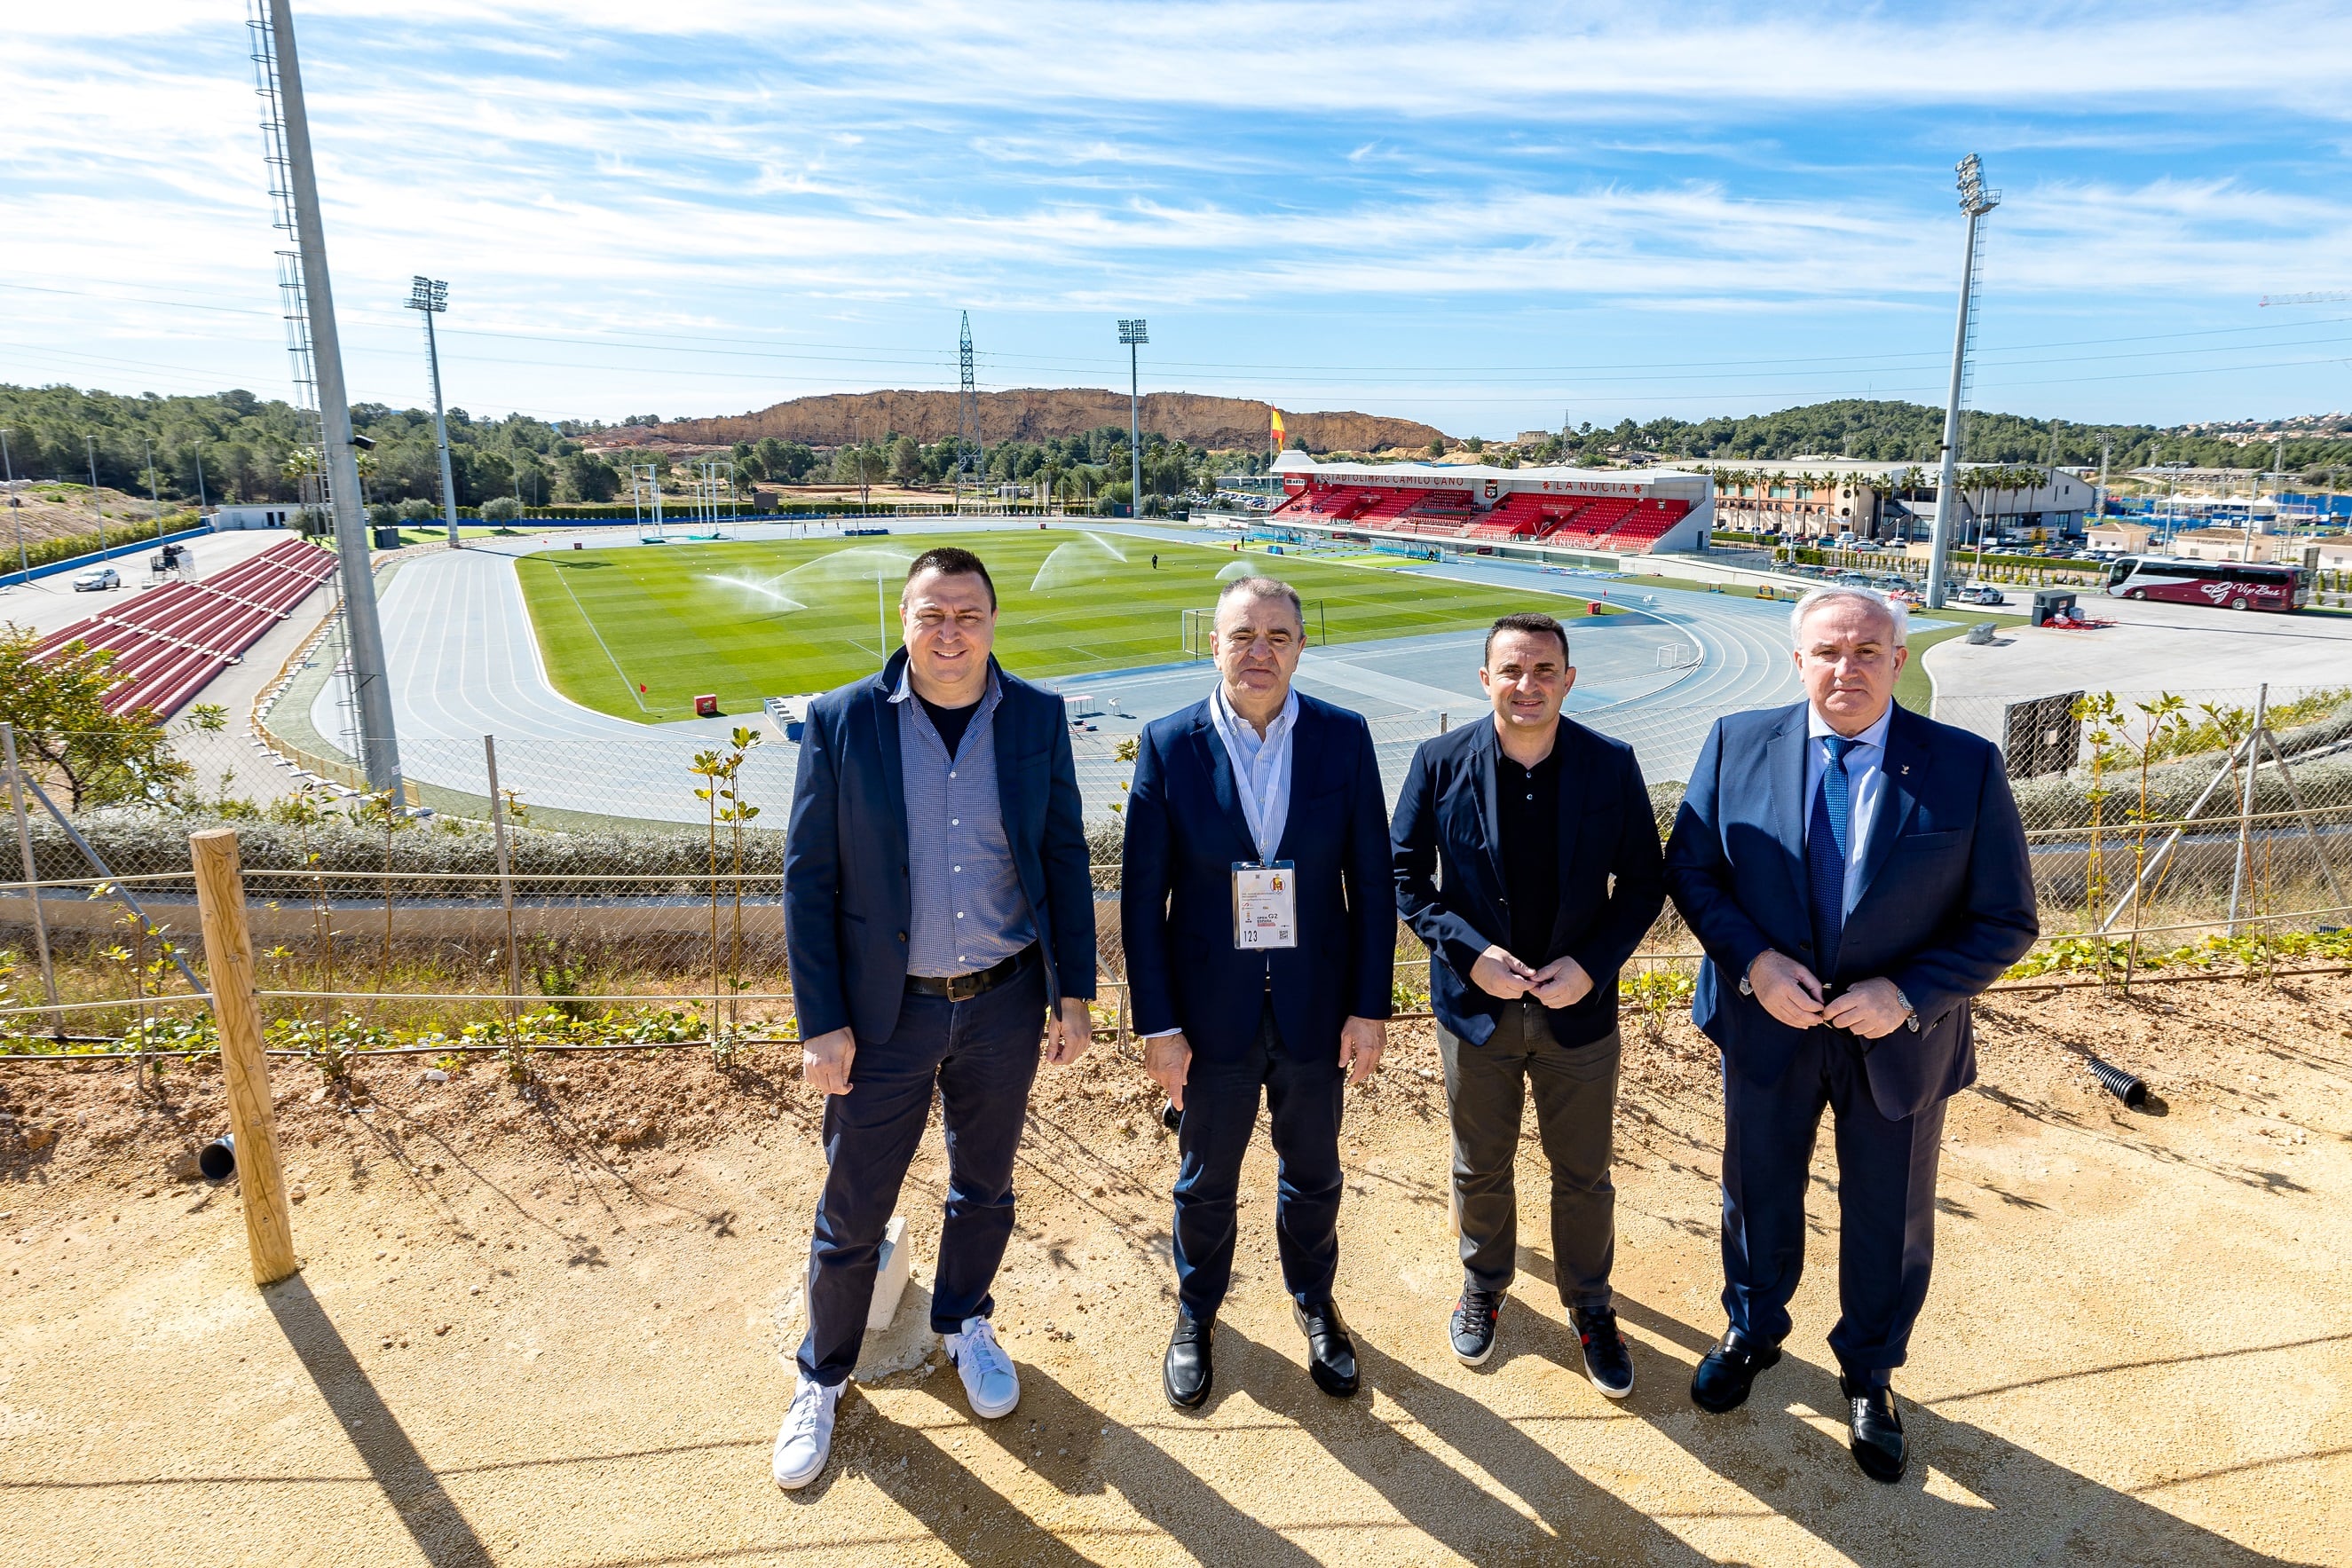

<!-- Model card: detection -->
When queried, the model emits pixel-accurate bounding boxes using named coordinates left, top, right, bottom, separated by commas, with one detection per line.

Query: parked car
left=1960, top=586, right=2008, bottom=606
left=72, top=567, right=120, bottom=591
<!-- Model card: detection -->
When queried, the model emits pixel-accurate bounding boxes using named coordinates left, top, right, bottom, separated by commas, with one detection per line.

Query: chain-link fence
left=6, top=681, right=2349, bottom=1049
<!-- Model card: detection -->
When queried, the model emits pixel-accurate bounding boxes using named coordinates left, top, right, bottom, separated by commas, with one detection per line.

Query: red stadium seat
left=30, top=538, right=338, bottom=718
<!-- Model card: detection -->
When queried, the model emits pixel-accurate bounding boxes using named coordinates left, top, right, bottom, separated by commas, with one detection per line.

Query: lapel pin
left=1900, top=765, right=1911, bottom=775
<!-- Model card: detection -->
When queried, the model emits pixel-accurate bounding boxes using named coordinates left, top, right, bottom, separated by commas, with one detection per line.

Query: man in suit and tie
left=1392, top=612, right=1665, bottom=1391
left=772, top=546, right=1097, bottom=1489
left=1665, top=586, right=2036, bottom=1483
left=1121, top=575, right=1394, bottom=1410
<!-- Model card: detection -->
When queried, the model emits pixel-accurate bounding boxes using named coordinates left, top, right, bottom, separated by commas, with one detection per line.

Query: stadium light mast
left=2, top=429, right=24, bottom=580
left=407, top=275, right=461, bottom=550
left=1925, top=154, right=1999, bottom=611
left=1119, top=319, right=1148, bottom=518
left=957, top=311, right=976, bottom=515
left=250, top=0, right=400, bottom=793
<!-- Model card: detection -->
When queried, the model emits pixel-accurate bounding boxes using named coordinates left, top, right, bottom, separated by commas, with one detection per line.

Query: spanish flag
left=1271, top=408, right=1285, bottom=444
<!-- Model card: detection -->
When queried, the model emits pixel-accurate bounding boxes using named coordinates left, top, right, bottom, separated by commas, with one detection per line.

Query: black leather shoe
left=1164, top=1309, right=1213, bottom=1410
left=1571, top=1304, right=1635, bottom=1399
left=1293, top=1300, right=1360, bottom=1399
left=1690, top=1329, right=1781, bottom=1414
left=1841, top=1374, right=1906, bottom=1483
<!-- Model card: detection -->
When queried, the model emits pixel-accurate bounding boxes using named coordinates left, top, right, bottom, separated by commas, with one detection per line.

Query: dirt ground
left=3, top=973, right=2348, bottom=1566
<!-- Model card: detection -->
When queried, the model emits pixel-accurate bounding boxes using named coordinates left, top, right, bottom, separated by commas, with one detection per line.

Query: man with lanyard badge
left=1121, top=575, right=1394, bottom=1410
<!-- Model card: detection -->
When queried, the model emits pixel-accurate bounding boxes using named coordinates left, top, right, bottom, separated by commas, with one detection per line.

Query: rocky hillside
left=642, top=389, right=1448, bottom=453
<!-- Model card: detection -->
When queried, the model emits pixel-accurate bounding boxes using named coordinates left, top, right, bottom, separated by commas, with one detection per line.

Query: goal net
left=1180, top=600, right=1325, bottom=658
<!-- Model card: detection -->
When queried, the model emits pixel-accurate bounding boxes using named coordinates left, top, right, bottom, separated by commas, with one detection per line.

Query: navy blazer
left=783, top=648, right=1097, bottom=1045
left=1392, top=717, right=1666, bottom=1050
left=1663, top=700, right=2038, bottom=1121
left=1119, top=690, right=1395, bottom=1067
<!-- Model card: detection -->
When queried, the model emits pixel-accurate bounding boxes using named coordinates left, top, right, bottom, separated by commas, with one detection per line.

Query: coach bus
left=2102, top=555, right=2312, bottom=612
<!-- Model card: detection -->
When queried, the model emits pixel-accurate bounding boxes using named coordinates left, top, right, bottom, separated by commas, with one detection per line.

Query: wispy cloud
left=4, top=4, right=2351, bottom=429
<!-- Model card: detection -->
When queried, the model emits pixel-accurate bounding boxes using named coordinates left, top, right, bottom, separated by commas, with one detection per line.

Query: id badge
left=1232, top=861, right=1298, bottom=949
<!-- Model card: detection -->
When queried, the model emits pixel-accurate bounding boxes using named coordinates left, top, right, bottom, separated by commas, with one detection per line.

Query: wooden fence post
left=190, top=828, right=298, bottom=1286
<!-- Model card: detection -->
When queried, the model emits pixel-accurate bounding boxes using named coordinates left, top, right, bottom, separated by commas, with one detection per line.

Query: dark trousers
left=1718, top=1028, right=1946, bottom=1388
left=1171, top=1002, right=1345, bottom=1320
left=796, top=948, right=1046, bottom=1387
left=1438, top=1004, right=1620, bottom=1312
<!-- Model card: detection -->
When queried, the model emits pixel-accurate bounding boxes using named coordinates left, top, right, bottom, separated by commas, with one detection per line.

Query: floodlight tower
left=407, top=275, right=461, bottom=549
left=957, top=312, right=976, bottom=514
left=1925, top=154, right=2000, bottom=611
left=249, top=0, right=399, bottom=793
left=1119, top=319, right=1148, bottom=518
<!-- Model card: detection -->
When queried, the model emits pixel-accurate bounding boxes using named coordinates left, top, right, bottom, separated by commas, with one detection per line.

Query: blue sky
left=7, top=3, right=2352, bottom=437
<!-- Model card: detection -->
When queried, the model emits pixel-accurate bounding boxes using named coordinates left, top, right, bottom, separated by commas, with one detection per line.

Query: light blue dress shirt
left=1804, top=702, right=1893, bottom=917
left=1208, top=683, right=1299, bottom=864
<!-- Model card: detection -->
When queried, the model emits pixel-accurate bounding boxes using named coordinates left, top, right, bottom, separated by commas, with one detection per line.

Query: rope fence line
left=9, top=899, right=2352, bottom=1026
left=9, top=966, right=2348, bottom=1067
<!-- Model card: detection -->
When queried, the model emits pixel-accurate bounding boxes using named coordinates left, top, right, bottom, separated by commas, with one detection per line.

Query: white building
left=204, top=505, right=303, bottom=532
left=1688, top=459, right=2097, bottom=543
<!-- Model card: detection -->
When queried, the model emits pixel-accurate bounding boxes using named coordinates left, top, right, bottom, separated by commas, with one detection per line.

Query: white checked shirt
left=1804, top=702, right=1894, bottom=917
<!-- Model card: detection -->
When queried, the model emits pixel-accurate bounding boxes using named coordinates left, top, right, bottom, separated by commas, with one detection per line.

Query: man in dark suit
left=1121, top=575, right=1393, bottom=1410
left=1392, top=612, right=1665, bottom=1392
left=773, top=546, right=1097, bottom=1490
left=1665, top=586, right=2036, bottom=1483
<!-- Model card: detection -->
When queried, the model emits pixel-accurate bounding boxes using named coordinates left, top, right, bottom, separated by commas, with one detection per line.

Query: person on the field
left=1391, top=612, right=1664, bottom=1391
left=771, top=546, right=1097, bottom=1490
left=1665, top=586, right=2035, bottom=1484
left=1121, top=575, right=1393, bottom=1410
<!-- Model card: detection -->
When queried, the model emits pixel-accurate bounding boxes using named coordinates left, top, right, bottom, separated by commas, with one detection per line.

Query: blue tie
left=1806, top=734, right=1856, bottom=979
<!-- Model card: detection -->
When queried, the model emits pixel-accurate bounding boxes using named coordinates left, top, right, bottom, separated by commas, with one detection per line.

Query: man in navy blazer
left=1122, top=575, right=1393, bottom=1410
left=772, top=547, right=1096, bottom=1490
left=1665, top=586, right=2036, bottom=1485
left=1393, top=613, right=1664, bottom=1392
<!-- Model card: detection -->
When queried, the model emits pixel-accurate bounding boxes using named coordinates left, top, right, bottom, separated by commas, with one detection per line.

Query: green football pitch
left=513, top=529, right=1600, bottom=722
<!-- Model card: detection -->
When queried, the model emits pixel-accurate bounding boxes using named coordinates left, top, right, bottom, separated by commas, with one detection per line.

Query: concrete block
left=867, top=1215, right=912, bottom=1330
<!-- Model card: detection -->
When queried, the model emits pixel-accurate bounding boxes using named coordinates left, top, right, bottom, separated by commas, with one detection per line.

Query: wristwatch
left=1892, top=983, right=1920, bottom=1032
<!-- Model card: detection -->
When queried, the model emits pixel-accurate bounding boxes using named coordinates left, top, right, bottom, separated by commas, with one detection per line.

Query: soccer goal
left=1180, top=599, right=1326, bottom=658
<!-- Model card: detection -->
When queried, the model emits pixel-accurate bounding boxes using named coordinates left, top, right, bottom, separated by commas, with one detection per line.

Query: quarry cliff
left=635, top=389, right=1448, bottom=453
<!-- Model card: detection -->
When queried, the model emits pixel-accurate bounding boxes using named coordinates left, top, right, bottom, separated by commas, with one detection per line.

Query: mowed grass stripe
left=513, top=531, right=1595, bottom=723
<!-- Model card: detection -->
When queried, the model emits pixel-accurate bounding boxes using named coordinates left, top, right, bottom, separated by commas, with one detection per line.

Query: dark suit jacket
left=1392, top=717, right=1666, bottom=1050
left=783, top=648, right=1097, bottom=1045
left=1663, top=699, right=2038, bottom=1120
left=1119, top=690, right=1395, bottom=1067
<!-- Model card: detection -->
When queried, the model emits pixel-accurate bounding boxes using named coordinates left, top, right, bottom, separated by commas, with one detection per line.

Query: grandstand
left=29, top=536, right=337, bottom=718
left=1268, top=454, right=1710, bottom=555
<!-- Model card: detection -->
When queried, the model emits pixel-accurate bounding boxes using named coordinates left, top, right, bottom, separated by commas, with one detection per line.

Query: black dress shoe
left=1293, top=1300, right=1360, bottom=1399
left=1164, top=1308, right=1213, bottom=1410
left=1689, top=1329, right=1781, bottom=1414
left=1841, top=1374, right=1906, bottom=1483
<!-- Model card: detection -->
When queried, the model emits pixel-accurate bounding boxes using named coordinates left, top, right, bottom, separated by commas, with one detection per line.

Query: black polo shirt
left=1498, top=739, right=1562, bottom=964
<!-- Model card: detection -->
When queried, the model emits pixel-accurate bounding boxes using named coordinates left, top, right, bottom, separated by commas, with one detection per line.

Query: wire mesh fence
left=5, top=679, right=2349, bottom=1052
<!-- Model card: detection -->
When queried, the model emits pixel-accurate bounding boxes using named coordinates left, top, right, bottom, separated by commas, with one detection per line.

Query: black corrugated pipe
left=2085, top=1055, right=2149, bottom=1109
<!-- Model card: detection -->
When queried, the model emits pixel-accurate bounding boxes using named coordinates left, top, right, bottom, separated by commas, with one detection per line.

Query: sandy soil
left=3, top=974, right=2348, bottom=1566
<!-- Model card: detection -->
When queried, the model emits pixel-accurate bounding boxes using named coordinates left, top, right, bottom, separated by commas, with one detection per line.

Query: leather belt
left=906, top=945, right=1033, bottom=1002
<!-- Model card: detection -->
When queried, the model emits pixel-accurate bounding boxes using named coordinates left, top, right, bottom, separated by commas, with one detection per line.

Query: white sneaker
left=943, top=1315, right=1022, bottom=1419
left=772, top=1377, right=841, bottom=1490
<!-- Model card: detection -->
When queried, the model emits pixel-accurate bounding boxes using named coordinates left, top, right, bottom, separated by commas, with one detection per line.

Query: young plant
left=689, top=735, right=754, bottom=1044
left=719, top=726, right=762, bottom=1039
left=353, top=788, right=411, bottom=986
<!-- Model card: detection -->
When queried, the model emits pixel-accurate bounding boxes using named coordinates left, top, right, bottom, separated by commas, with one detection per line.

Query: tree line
left=1558, top=399, right=2352, bottom=481
left=0, top=386, right=1257, bottom=515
